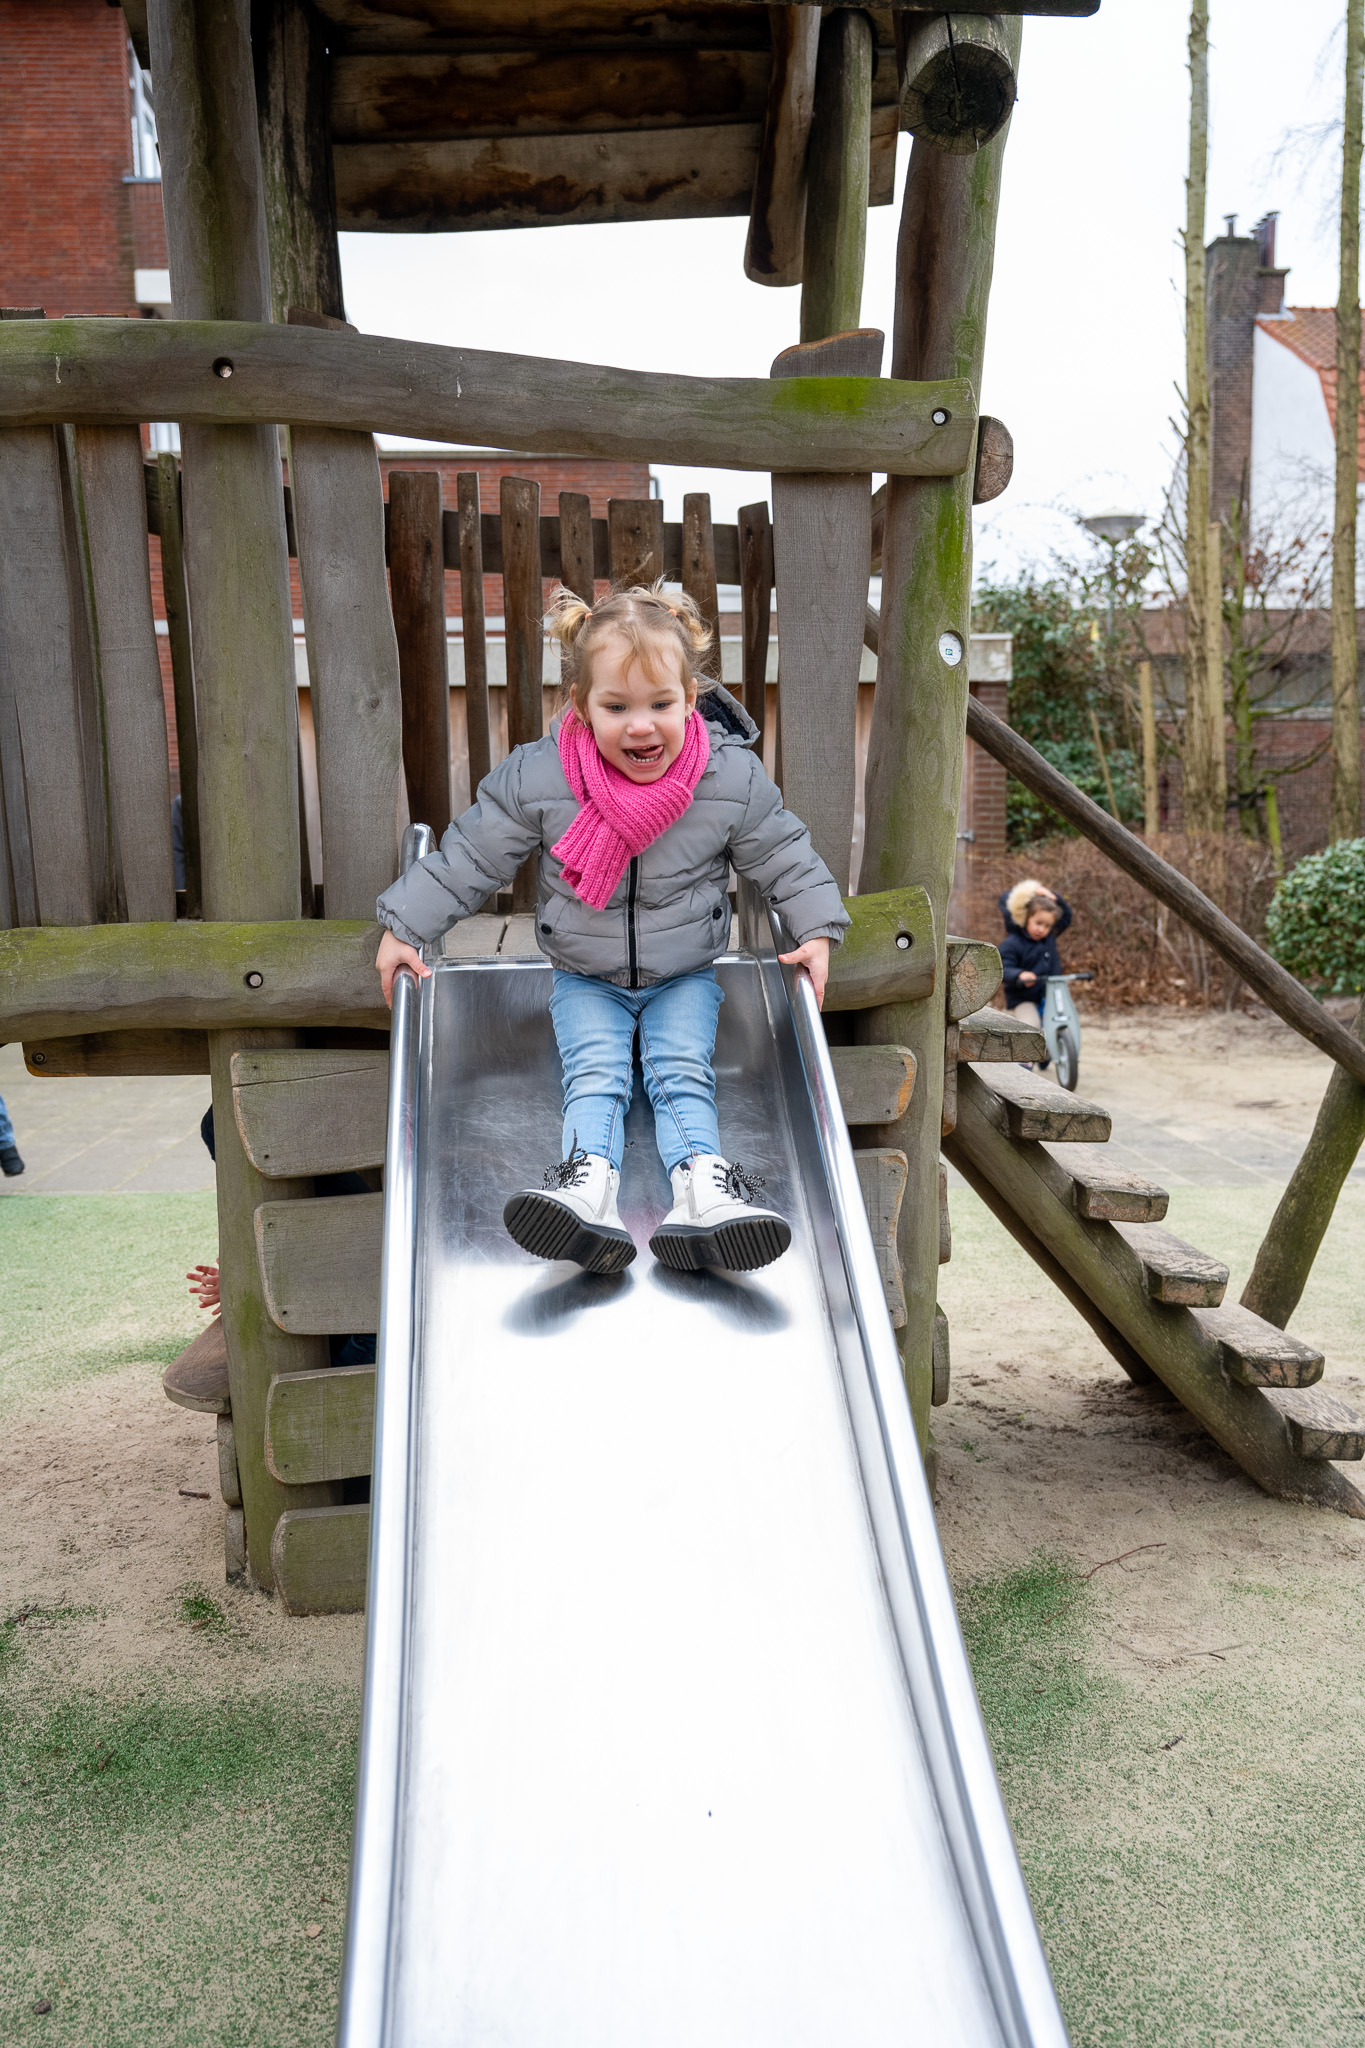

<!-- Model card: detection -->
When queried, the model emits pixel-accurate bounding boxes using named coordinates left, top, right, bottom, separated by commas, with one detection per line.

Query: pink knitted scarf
left=551, top=708, right=710, bottom=911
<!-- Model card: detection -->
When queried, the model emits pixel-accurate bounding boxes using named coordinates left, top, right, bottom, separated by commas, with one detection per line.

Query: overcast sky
left=338, top=0, right=1347, bottom=581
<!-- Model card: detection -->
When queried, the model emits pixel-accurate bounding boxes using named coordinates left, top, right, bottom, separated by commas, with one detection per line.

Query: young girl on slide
left=374, top=583, right=849, bottom=1277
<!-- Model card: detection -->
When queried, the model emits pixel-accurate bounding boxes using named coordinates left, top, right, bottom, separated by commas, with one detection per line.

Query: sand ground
left=1, top=1010, right=1362, bottom=2044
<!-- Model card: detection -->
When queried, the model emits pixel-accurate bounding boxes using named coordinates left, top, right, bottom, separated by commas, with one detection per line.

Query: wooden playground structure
left=3, top=0, right=1364, bottom=1614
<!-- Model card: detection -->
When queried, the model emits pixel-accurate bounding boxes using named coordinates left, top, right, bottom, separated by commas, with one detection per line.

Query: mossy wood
left=265, top=1366, right=375, bottom=1485
left=949, top=1067, right=1365, bottom=1514
left=944, top=939, right=1003, bottom=1020
left=971, top=1063, right=1112, bottom=1143
left=256, top=1190, right=384, bottom=1334
left=272, top=1504, right=371, bottom=1616
left=0, top=320, right=978, bottom=479
left=821, top=886, right=935, bottom=1011
left=800, top=11, right=873, bottom=342
left=828, top=1044, right=916, bottom=1125
left=232, top=1047, right=389, bottom=1175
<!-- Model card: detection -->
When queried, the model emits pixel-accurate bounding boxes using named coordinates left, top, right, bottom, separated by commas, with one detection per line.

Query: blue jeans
left=0, top=1095, right=12, bottom=1151
left=549, top=969, right=724, bottom=1175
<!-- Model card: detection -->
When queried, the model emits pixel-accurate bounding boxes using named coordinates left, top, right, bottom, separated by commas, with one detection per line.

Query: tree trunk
left=1181, top=2, right=1218, bottom=836
left=1242, top=1000, right=1365, bottom=1328
left=857, top=28, right=1021, bottom=1441
left=1331, top=0, right=1364, bottom=844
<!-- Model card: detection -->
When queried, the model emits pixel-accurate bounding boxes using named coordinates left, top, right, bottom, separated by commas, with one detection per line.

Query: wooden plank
left=290, top=421, right=404, bottom=918
left=1111, top=1221, right=1229, bottom=1308
left=932, top=1304, right=950, bottom=1406
left=770, top=330, right=881, bottom=888
left=265, top=1365, right=374, bottom=1485
left=457, top=471, right=493, bottom=794
left=0, top=427, right=97, bottom=923
left=224, top=1505, right=247, bottom=1582
left=0, top=622, right=39, bottom=925
left=255, top=0, right=347, bottom=322
left=948, top=1066, right=1365, bottom=1513
left=940, top=1023, right=958, bottom=1137
left=232, top=1046, right=389, bottom=1177
left=945, top=938, right=1003, bottom=1020
left=737, top=499, right=773, bottom=752
left=828, top=1043, right=915, bottom=1125
left=939, top=1156, right=951, bottom=1264
left=853, top=1146, right=907, bottom=1329
left=330, top=48, right=770, bottom=142
left=680, top=493, right=722, bottom=680
left=271, top=1503, right=369, bottom=1615
left=389, top=468, right=451, bottom=839
left=745, top=7, right=820, bottom=286
left=801, top=10, right=873, bottom=341
left=899, top=13, right=1017, bottom=154
left=25, top=1029, right=211, bottom=1076
left=607, top=496, right=664, bottom=587
left=1193, top=1303, right=1324, bottom=1390
left=956, top=1006, right=1046, bottom=1063
left=0, top=320, right=979, bottom=482
left=256, top=1190, right=383, bottom=1333
left=498, top=913, right=542, bottom=959
left=970, top=1063, right=1112, bottom=1143
left=823, top=887, right=935, bottom=1012
left=502, top=474, right=543, bottom=913
left=162, top=1319, right=231, bottom=1415
left=1264, top=1386, right=1365, bottom=1462
left=217, top=1413, right=242, bottom=1507
left=557, top=489, right=595, bottom=606
left=57, top=423, right=118, bottom=924
left=155, top=453, right=202, bottom=918
left=1066, top=1159, right=1169, bottom=1224
left=0, top=918, right=389, bottom=1039
left=442, top=912, right=506, bottom=958
left=71, top=426, right=175, bottom=921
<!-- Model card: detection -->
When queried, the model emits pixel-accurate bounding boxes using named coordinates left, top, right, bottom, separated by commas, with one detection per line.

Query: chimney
left=1254, top=212, right=1288, bottom=316
left=1206, top=220, right=1263, bottom=522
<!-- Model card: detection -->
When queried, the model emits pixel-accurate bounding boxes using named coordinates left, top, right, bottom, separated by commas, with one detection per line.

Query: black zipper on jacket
left=626, top=857, right=640, bottom=989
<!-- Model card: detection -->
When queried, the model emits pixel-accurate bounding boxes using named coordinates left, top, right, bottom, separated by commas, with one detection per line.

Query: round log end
left=973, top=416, right=1013, bottom=504
left=901, top=37, right=1016, bottom=156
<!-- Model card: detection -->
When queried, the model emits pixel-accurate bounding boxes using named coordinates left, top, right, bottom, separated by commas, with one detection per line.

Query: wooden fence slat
left=0, top=620, right=37, bottom=927
left=73, top=427, right=175, bottom=922
left=389, top=468, right=451, bottom=841
left=272, top=1503, right=369, bottom=1615
left=0, top=428, right=97, bottom=924
left=155, top=453, right=202, bottom=917
left=456, top=471, right=492, bottom=798
left=502, top=473, right=543, bottom=914
left=681, top=492, right=722, bottom=680
left=770, top=330, right=881, bottom=890
left=265, top=1365, right=374, bottom=1485
left=291, top=426, right=404, bottom=918
left=738, top=499, right=773, bottom=755
left=256, top=1190, right=383, bottom=1333
left=57, top=426, right=117, bottom=921
left=558, top=489, right=595, bottom=605
left=608, top=497, right=664, bottom=587
left=232, top=1045, right=389, bottom=1176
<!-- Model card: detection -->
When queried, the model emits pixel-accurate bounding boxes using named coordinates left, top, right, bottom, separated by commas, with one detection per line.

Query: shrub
left=1265, top=839, right=1365, bottom=995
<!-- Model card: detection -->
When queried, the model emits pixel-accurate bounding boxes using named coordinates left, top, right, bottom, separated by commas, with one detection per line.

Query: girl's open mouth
left=624, top=743, right=664, bottom=765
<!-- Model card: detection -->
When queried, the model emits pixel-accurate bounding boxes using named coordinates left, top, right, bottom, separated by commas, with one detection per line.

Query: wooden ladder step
left=971, top=1062, right=1112, bottom=1142
left=232, top=1046, right=388, bottom=1177
left=161, top=1319, right=231, bottom=1413
left=271, top=1504, right=370, bottom=1615
left=1192, top=1302, right=1325, bottom=1388
left=265, top=1366, right=375, bottom=1485
left=829, top=1044, right=916, bottom=1125
left=256, top=1192, right=383, bottom=1334
left=1064, top=1158, right=1169, bottom=1223
left=956, top=1007, right=1046, bottom=1064
left=1111, top=1221, right=1228, bottom=1307
left=1265, top=1385, right=1365, bottom=1461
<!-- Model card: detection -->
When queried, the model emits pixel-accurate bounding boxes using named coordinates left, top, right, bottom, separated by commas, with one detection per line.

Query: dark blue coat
left=998, top=891, right=1071, bottom=1012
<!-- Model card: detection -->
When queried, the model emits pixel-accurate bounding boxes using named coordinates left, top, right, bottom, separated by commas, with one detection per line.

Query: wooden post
left=738, top=499, right=773, bottom=758
left=502, top=474, right=543, bottom=913
left=251, top=0, right=345, bottom=324
left=857, top=35, right=1021, bottom=1443
left=607, top=498, right=664, bottom=587
left=1137, top=657, right=1159, bottom=838
left=458, top=472, right=492, bottom=797
left=149, top=0, right=333, bottom=1592
left=745, top=7, right=820, bottom=288
left=389, top=470, right=451, bottom=839
left=156, top=452, right=203, bottom=916
left=800, top=8, right=873, bottom=344
left=681, top=493, right=722, bottom=681
left=558, top=489, right=595, bottom=606
left=71, top=428, right=176, bottom=923
left=56, top=426, right=117, bottom=923
left=898, top=14, right=1018, bottom=155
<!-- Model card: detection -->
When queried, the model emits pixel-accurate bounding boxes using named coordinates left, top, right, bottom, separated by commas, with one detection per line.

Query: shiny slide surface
left=339, top=913, right=1069, bottom=2048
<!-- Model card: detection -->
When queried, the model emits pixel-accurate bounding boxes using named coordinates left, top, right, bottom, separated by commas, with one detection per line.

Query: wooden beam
left=681, top=493, right=722, bottom=680
left=457, top=471, right=493, bottom=796
left=829, top=1043, right=916, bottom=1125
left=607, top=497, right=664, bottom=586
left=390, top=469, right=451, bottom=839
left=232, top=1045, right=388, bottom=1176
left=0, top=320, right=979, bottom=480
left=945, top=937, right=1003, bottom=1018
left=824, top=886, right=935, bottom=1011
left=25, top=1029, right=212, bottom=1076
left=745, top=7, right=820, bottom=287
left=271, top=1503, right=369, bottom=1615
left=738, top=499, right=773, bottom=752
left=899, top=14, right=1017, bottom=155
left=252, top=0, right=346, bottom=322
left=155, top=454, right=203, bottom=918
left=265, top=1364, right=374, bottom=1484
left=256, top=1191, right=383, bottom=1333
left=502, top=474, right=543, bottom=913
left=801, top=9, right=873, bottom=342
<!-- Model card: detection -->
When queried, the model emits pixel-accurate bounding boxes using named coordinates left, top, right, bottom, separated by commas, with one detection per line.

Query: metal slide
left=338, top=888, right=1070, bottom=2048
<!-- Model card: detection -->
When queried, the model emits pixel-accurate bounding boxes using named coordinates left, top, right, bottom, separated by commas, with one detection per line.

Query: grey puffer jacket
left=377, top=687, right=849, bottom=984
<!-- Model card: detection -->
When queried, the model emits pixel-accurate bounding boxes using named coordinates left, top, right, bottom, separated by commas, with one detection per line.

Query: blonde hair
left=1006, top=877, right=1056, bottom=927
left=546, top=580, right=715, bottom=717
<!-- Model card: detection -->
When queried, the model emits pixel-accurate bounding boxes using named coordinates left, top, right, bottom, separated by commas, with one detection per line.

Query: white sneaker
left=648, top=1154, right=791, bottom=1273
left=503, top=1145, right=636, bottom=1273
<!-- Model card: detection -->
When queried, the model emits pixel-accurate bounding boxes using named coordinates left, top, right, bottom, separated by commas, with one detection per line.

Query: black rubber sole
left=503, top=1190, right=636, bottom=1273
left=648, top=1214, right=791, bottom=1274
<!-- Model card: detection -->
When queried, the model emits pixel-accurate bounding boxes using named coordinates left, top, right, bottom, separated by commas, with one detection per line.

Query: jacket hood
left=1004, top=877, right=1048, bottom=929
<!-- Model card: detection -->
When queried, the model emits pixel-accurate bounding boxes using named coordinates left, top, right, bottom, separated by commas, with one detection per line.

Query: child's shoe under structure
left=648, top=1155, right=791, bottom=1273
left=503, top=1146, right=636, bottom=1273
left=0, top=1147, right=23, bottom=1177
